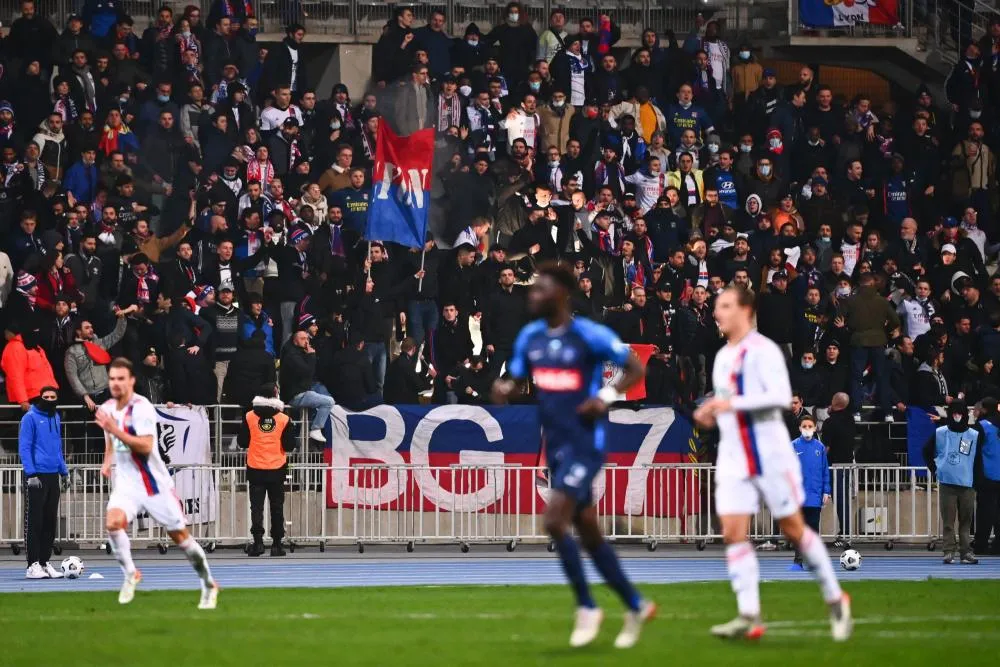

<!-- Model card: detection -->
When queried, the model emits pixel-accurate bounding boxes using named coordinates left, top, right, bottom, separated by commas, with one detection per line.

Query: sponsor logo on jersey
left=533, top=367, right=584, bottom=391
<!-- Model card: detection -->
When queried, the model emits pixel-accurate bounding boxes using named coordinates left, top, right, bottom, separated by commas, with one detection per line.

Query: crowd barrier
left=0, top=463, right=941, bottom=554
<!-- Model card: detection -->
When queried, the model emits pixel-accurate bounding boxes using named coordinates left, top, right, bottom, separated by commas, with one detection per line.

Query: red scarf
left=246, top=157, right=274, bottom=186
left=82, top=341, right=112, bottom=365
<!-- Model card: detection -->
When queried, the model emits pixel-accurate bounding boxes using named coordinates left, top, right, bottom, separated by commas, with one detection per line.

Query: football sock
left=798, top=528, right=843, bottom=604
left=108, top=529, right=136, bottom=575
left=180, top=537, right=215, bottom=588
left=726, top=542, right=760, bottom=619
left=588, top=541, right=641, bottom=612
left=554, top=534, right=596, bottom=609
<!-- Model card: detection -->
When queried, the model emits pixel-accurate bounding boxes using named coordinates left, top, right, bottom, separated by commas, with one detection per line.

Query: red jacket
left=35, top=267, right=82, bottom=311
left=1, top=336, right=58, bottom=404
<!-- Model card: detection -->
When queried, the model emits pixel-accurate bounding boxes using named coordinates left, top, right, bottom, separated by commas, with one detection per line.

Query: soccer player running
left=492, top=263, right=655, bottom=649
left=97, top=357, right=219, bottom=608
left=693, top=287, right=851, bottom=641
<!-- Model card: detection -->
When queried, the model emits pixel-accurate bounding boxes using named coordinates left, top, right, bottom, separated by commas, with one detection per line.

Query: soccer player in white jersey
left=693, top=287, right=852, bottom=641
left=97, top=357, right=219, bottom=608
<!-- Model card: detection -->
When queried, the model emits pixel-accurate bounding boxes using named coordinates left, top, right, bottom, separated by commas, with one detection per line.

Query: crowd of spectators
left=0, top=0, right=998, bottom=446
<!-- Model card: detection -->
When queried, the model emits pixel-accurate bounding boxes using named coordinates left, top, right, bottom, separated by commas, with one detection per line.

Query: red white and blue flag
left=799, top=0, right=899, bottom=27
left=366, top=122, right=435, bottom=249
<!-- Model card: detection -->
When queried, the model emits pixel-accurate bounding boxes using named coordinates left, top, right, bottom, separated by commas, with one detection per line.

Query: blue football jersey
left=509, top=317, right=632, bottom=456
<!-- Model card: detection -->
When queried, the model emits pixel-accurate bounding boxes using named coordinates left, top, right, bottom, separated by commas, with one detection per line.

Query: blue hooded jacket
left=19, top=404, right=67, bottom=476
left=792, top=435, right=831, bottom=508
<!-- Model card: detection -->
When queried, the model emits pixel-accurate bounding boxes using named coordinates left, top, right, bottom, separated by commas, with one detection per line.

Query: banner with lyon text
left=799, top=0, right=899, bottom=27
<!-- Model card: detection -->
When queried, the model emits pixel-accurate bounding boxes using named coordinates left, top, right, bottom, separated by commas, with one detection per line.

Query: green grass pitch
left=2, top=581, right=998, bottom=666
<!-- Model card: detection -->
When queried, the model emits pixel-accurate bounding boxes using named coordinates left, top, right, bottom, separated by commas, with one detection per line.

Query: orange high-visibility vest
left=245, top=411, right=290, bottom=470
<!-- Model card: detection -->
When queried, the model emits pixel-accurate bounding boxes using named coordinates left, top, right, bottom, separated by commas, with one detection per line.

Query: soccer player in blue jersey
left=492, top=262, right=656, bottom=649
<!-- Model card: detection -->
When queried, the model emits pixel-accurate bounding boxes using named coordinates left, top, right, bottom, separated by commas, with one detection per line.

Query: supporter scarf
left=2, top=161, right=23, bottom=187
left=47, top=268, right=65, bottom=294
left=623, top=257, right=645, bottom=288
left=569, top=52, right=591, bottom=74
left=0, top=120, right=14, bottom=140
left=595, top=227, right=616, bottom=254
left=329, top=223, right=345, bottom=257
left=336, top=102, right=353, bottom=129
left=222, top=0, right=254, bottom=17
left=134, top=268, right=152, bottom=304
left=16, top=284, right=37, bottom=306
left=98, top=122, right=134, bottom=155
left=437, top=94, right=461, bottom=132
left=287, top=137, right=301, bottom=171
left=178, top=34, right=200, bottom=61
left=82, top=340, right=112, bottom=365
left=54, top=95, right=79, bottom=123
left=359, top=130, right=375, bottom=161
left=273, top=197, right=294, bottom=221
left=246, top=157, right=274, bottom=187
left=597, top=15, right=614, bottom=55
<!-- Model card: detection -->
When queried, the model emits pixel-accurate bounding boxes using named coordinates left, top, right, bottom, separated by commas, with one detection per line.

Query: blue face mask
left=248, top=27, right=258, bottom=37
left=529, top=81, right=541, bottom=92
left=157, top=94, right=170, bottom=103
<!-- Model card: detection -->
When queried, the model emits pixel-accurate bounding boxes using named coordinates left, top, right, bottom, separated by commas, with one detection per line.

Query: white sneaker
left=43, top=562, right=63, bottom=579
left=614, top=600, right=657, bottom=649
left=830, top=592, right=853, bottom=642
left=308, top=428, right=326, bottom=442
left=198, top=582, right=220, bottom=610
left=710, top=615, right=766, bottom=640
left=756, top=540, right=778, bottom=551
left=25, top=562, right=47, bottom=579
left=119, top=569, right=142, bottom=604
left=569, top=607, right=603, bottom=647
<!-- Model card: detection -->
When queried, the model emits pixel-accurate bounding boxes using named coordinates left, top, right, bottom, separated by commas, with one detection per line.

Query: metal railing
left=0, top=462, right=940, bottom=553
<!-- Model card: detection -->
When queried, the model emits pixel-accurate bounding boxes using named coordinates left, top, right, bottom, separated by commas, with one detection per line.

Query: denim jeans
left=289, top=383, right=335, bottom=430
left=407, top=299, right=439, bottom=350
left=850, top=345, right=890, bottom=413
left=366, top=341, right=387, bottom=394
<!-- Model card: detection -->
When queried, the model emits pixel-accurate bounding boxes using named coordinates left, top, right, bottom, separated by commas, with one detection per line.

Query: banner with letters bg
left=323, top=404, right=701, bottom=518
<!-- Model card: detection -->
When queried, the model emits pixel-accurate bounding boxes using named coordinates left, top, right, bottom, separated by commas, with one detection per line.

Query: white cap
left=941, top=243, right=957, bottom=255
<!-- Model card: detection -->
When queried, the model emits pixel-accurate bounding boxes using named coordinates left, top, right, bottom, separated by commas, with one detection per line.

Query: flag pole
left=418, top=246, right=426, bottom=291
left=367, top=241, right=372, bottom=279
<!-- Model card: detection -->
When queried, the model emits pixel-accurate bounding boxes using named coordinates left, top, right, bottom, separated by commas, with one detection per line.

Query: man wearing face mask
left=731, top=45, right=763, bottom=130
left=539, top=89, right=576, bottom=158
left=19, top=386, right=68, bottom=579
left=924, top=400, right=984, bottom=564
left=791, top=414, right=831, bottom=568
left=482, top=1, right=539, bottom=89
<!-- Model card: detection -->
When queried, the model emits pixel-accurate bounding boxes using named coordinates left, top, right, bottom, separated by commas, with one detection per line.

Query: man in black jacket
left=280, top=330, right=333, bottom=443
left=260, top=24, right=308, bottom=101
left=482, top=267, right=528, bottom=378
left=757, top=271, right=795, bottom=356
left=323, top=333, right=379, bottom=411
left=222, top=331, right=275, bottom=408
left=372, top=7, right=416, bottom=87
left=200, top=282, right=241, bottom=401
left=822, top=391, right=857, bottom=545
left=432, top=302, right=473, bottom=403
left=384, top=337, right=427, bottom=404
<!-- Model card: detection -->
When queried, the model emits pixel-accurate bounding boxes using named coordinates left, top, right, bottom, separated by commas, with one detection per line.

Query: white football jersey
left=102, top=395, right=173, bottom=497
left=711, top=331, right=798, bottom=481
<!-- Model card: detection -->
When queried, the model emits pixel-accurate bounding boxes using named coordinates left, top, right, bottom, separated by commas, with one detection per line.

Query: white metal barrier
left=0, top=463, right=942, bottom=554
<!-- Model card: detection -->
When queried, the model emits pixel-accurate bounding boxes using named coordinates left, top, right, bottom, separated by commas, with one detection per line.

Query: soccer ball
left=839, top=549, right=862, bottom=571
left=60, top=556, right=85, bottom=579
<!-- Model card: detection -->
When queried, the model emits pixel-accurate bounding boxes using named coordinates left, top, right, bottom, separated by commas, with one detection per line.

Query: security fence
left=0, top=462, right=940, bottom=554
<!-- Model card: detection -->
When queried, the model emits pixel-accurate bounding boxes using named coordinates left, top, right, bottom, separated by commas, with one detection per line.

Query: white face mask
left=971, top=110, right=983, bottom=119
left=330, top=121, right=341, bottom=130
left=707, top=143, right=719, bottom=153
left=739, top=50, right=751, bottom=60
left=508, top=12, right=519, bottom=22
left=759, top=165, right=772, bottom=176
left=739, top=144, right=752, bottom=153
left=769, top=137, right=781, bottom=149
left=459, top=85, right=472, bottom=97
left=467, top=39, right=479, bottom=47
left=799, top=427, right=815, bottom=439
left=836, top=286, right=851, bottom=297
left=552, top=99, right=565, bottom=108
left=801, top=360, right=815, bottom=370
